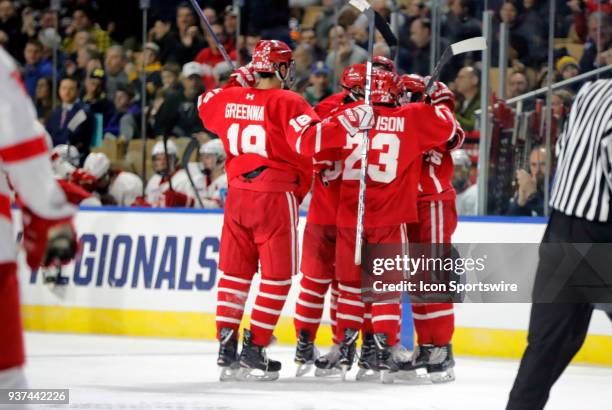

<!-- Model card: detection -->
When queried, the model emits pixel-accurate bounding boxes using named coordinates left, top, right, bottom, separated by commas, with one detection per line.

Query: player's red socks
left=372, top=302, right=401, bottom=346
left=294, top=275, right=332, bottom=342
left=250, top=278, right=292, bottom=346
left=216, top=273, right=252, bottom=339
left=336, top=282, right=364, bottom=341
left=412, top=303, right=455, bottom=345
left=362, top=302, right=373, bottom=334
left=0, top=264, right=25, bottom=371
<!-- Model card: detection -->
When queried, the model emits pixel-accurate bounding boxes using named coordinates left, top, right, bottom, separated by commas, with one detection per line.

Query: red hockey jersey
left=314, top=92, right=347, bottom=118
left=336, top=103, right=458, bottom=228
left=198, top=87, right=347, bottom=202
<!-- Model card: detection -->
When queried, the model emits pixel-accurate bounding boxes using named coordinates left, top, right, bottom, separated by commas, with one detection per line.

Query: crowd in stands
left=1, top=0, right=610, bottom=214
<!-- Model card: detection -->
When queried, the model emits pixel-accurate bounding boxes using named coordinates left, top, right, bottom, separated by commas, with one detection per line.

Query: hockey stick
left=424, top=37, right=487, bottom=95
left=350, top=0, right=375, bottom=266
left=182, top=137, right=205, bottom=208
left=188, top=0, right=236, bottom=69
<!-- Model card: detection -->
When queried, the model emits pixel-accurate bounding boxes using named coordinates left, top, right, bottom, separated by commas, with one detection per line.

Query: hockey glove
left=225, top=64, right=258, bottom=88
left=21, top=207, right=77, bottom=270
left=424, top=79, right=455, bottom=111
left=70, top=169, right=98, bottom=192
left=337, top=104, right=375, bottom=136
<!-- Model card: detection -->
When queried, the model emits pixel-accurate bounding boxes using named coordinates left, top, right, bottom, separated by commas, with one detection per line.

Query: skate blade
left=314, top=367, right=342, bottom=378
left=355, top=368, right=380, bottom=381
left=219, top=366, right=239, bottom=382
left=395, top=368, right=430, bottom=384
left=430, top=368, right=455, bottom=384
left=236, top=367, right=279, bottom=382
left=380, top=369, right=395, bottom=384
left=295, top=362, right=313, bottom=377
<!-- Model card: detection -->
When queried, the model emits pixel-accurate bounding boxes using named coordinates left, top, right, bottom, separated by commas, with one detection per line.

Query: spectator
left=442, top=0, right=482, bottom=45
left=150, top=17, right=175, bottom=64
left=82, top=68, right=115, bottom=128
left=104, top=45, right=129, bottom=100
left=299, top=27, right=326, bottom=62
left=222, top=5, right=238, bottom=47
left=213, top=61, right=233, bottom=87
left=194, top=22, right=231, bottom=67
left=104, top=85, right=140, bottom=141
left=454, top=66, right=481, bottom=131
left=203, top=7, right=218, bottom=25
left=303, top=62, right=333, bottom=106
left=452, top=149, right=478, bottom=215
left=314, top=0, right=340, bottom=50
left=325, top=25, right=368, bottom=88
left=514, top=0, right=547, bottom=67
left=492, top=1, right=530, bottom=68
left=407, top=18, right=433, bottom=77
left=63, top=6, right=111, bottom=54
left=0, top=0, right=27, bottom=61
left=507, top=146, right=547, bottom=216
left=34, top=76, right=53, bottom=124
left=23, top=39, right=53, bottom=99
left=579, top=12, right=612, bottom=73
left=160, top=62, right=181, bottom=92
left=169, top=2, right=205, bottom=66
left=556, top=55, right=581, bottom=93
left=143, top=42, right=163, bottom=98
left=69, top=46, right=99, bottom=85
left=294, top=44, right=315, bottom=86
left=373, top=42, right=391, bottom=59
left=507, top=70, right=530, bottom=98
left=552, top=89, right=574, bottom=131
left=46, top=77, right=95, bottom=163
left=153, top=62, right=205, bottom=138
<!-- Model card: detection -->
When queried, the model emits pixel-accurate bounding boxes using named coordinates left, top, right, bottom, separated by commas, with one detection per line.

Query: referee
left=507, top=79, right=612, bottom=410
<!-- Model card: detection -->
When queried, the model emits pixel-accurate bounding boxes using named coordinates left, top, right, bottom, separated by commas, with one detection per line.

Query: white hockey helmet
left=109, top=172, right=143, bottom=206
left=451, top=149, right=471, bottom=168
left=51, top=144, right=80, bottom=167
left=152, top=139, right=178, bottom=158
left=83, top=152, right=111, bottom=179
left=199, top=139, right=226, bottom=161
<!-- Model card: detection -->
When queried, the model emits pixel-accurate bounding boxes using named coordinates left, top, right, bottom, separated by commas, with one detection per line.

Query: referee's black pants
left=507, top=211, right=612, bottom=410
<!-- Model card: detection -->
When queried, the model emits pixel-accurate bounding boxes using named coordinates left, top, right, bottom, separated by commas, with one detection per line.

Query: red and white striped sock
left=330, top=280, right=339, bottom=344
left=294, top=275, right=332, bottom=341
left=250, top=277, right=292, bottom=346
left=412, top=303, right=454, bottom=345
left=372, top=302, right=402, bottom=346
left=215, top=273, right=252, bottom=340
left=335, top=282, right=364, bottom=341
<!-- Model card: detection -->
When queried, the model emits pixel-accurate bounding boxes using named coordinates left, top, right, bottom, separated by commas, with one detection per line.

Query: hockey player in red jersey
left=401, top=75, right=465, bottom=383
left=197, top=40, right=374, bottom=381
left=325, top=69, right=460, bottom=381
left=293, top=63, right=368, bottom=377
left=0, top=48, right=77, bottom=388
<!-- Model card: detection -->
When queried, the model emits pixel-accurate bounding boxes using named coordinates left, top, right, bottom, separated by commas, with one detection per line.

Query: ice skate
left=294, top=330, right=319, bottom=377
left=356, top=333, right=379, bottom=381
left=426, top=344, right=455, bottom=383
left=237, top=329, right=281, bottom=381
left=338, top=328, right=359, bottom=381
left=313, top=344, right=342, bottom=377
left=373, top=333, right=412, bottom=384
left=217, top=328, right=239, bottom=381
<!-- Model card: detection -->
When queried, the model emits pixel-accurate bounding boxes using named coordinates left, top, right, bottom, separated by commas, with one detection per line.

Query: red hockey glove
left=56, top=179, right=94, bottom=206
left=448, top=124, right=466, bottom=151
left=162, top=190, right=194, bottom=207
left=70, top=169, right=98, bottom=192
left=425, top=80, right=455, bottom=111
left=225, top=64, right=258, bottom=88
left=21, top=207, right=77, bottom=270
left=337, top=104, right=375, bottom=136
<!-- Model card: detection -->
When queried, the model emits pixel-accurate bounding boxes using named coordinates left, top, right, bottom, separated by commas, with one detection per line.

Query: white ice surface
left=22, top=332, right=612, bottom=410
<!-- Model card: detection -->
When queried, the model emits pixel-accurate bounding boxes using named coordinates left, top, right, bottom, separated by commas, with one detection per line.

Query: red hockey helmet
left=340, top=63, right=366, bottom=100
left=373, top=55, right=395, bottom=73
left=398, top=73, right=425, bottom=105
left=251, top=40, right=295, bottom=85
left=370, top=69, right=400, bottom=105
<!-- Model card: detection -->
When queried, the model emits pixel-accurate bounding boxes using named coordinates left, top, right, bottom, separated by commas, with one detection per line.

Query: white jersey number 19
left=227, top=123, right=268, bottom=158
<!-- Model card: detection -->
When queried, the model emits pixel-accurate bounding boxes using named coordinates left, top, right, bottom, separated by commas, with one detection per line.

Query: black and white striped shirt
left=550, top=79, right=612, bottom=222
